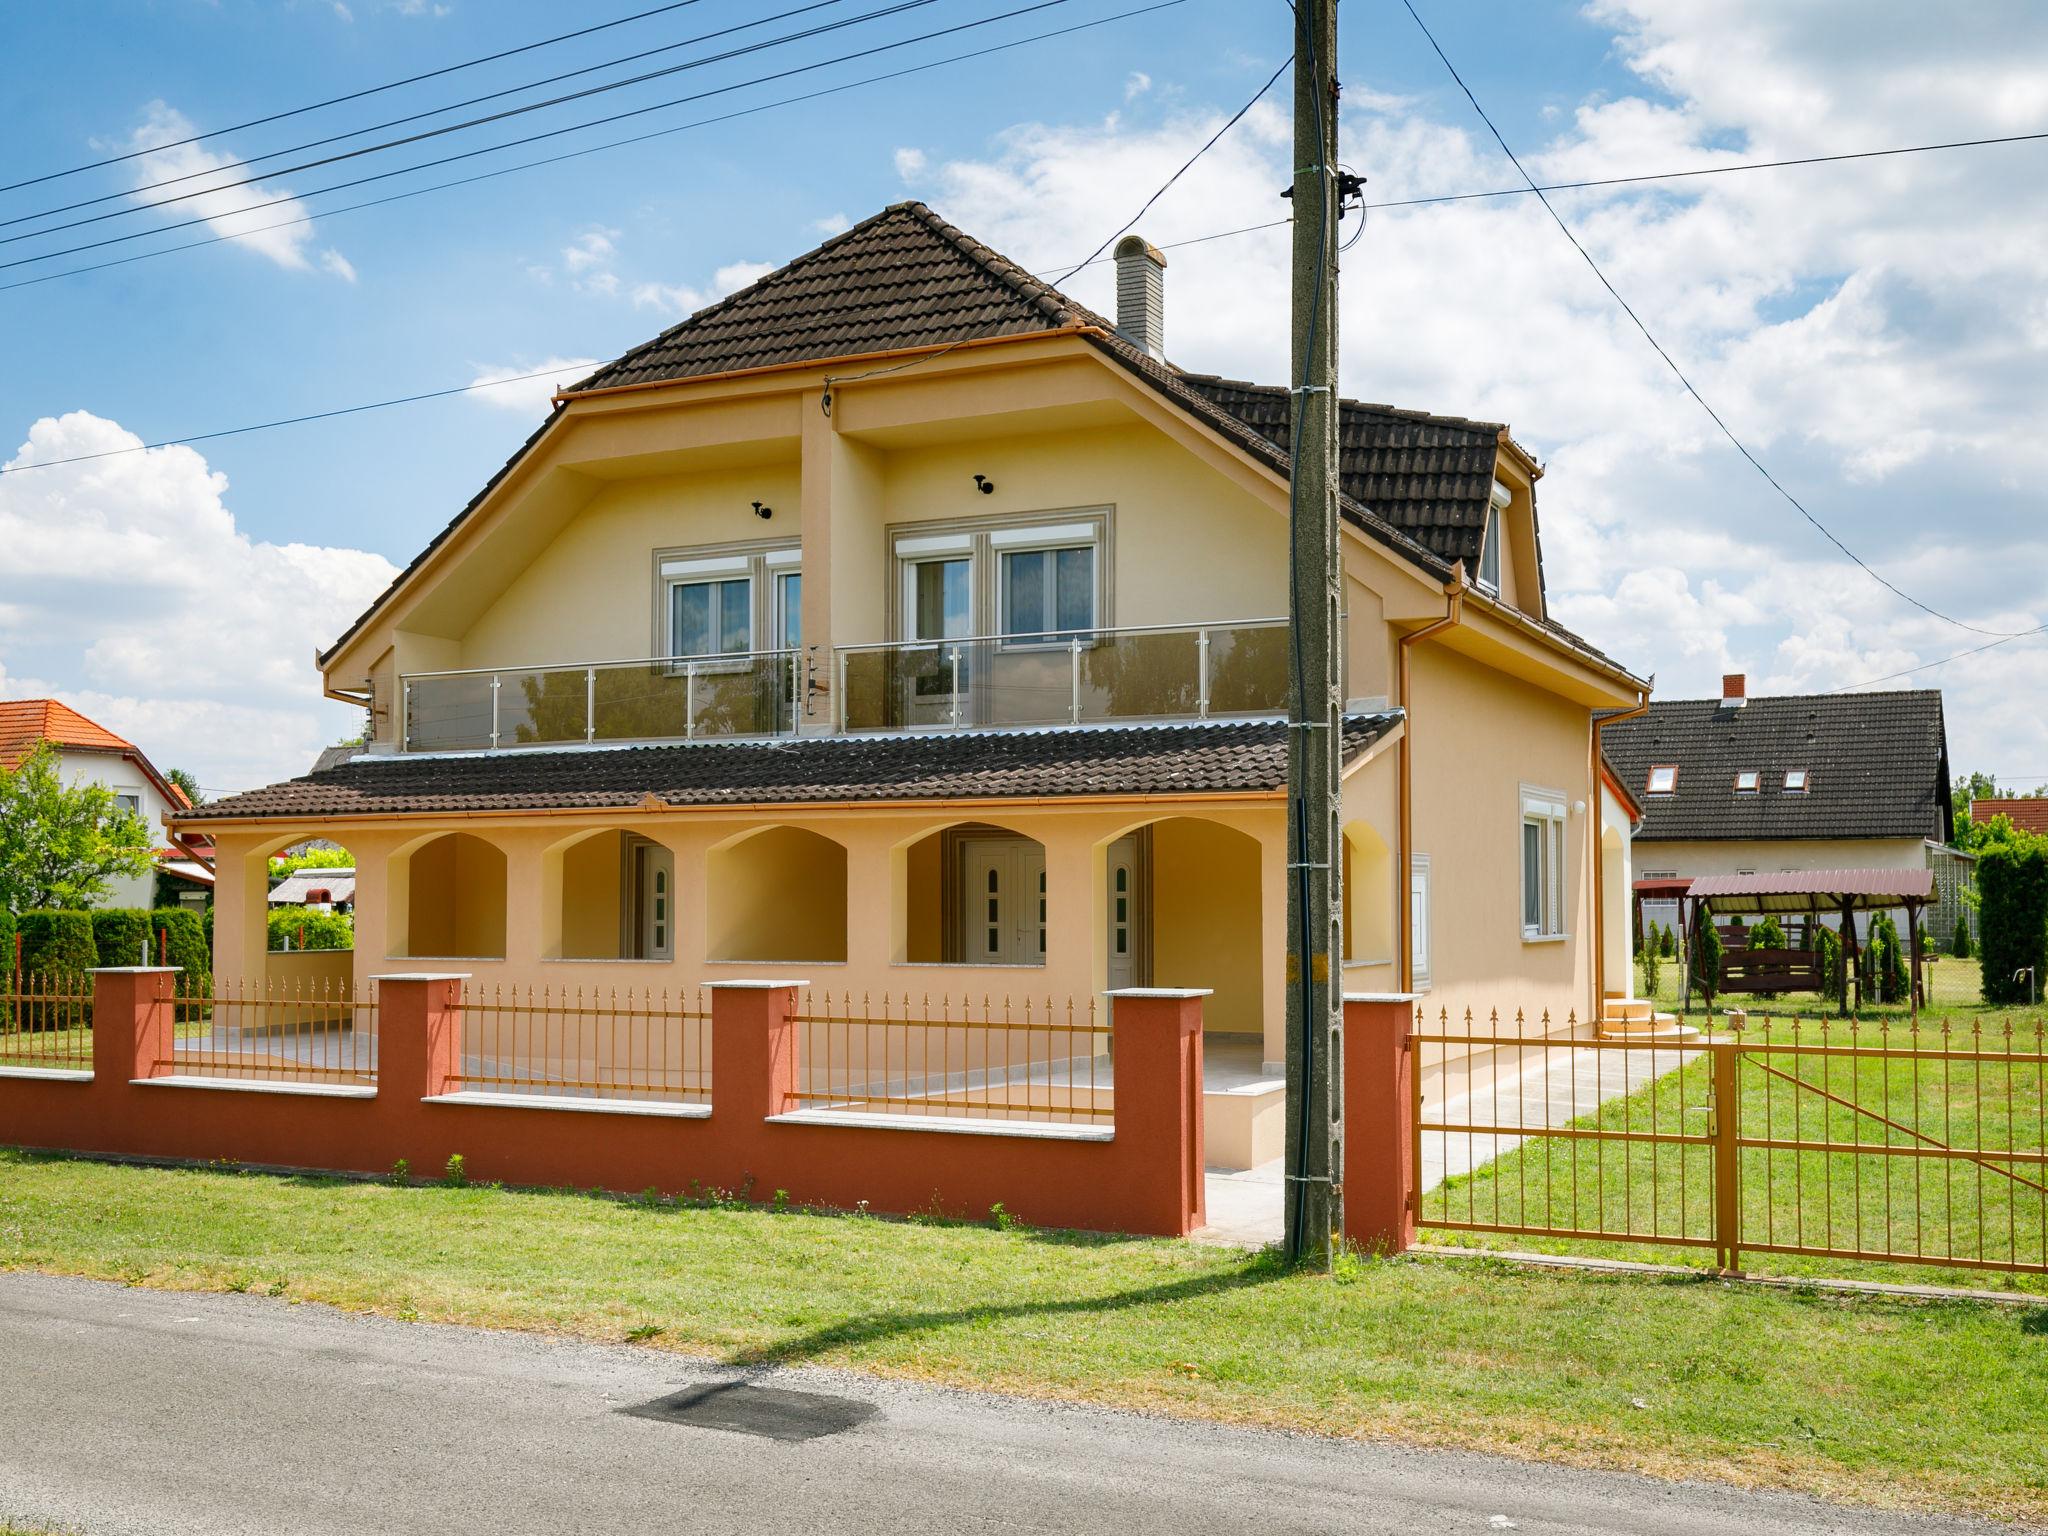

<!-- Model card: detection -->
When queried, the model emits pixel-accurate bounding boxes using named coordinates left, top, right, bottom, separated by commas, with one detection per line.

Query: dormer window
left=1734, top=769, right=1760, bottom=793
left=1784, top=769, right=1809, bottom=793
left=1646, top=765, right=1678, bottom=795
left=1477, top=480, right=1509, bottom=593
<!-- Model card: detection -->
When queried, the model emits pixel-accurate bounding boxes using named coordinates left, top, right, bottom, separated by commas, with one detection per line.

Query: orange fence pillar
left=1340, top=993, right=1420, bottom=1256
left=373, top=974, right=468, bottom=1099
left=708, top=981, right=806, bottom=1172
left=1106, top=988, right=1208, bottom=1237
left=91, top=967, right=182, bottom=1083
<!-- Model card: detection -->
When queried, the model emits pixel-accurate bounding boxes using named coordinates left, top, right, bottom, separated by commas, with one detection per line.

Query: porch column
left=840, top=825, right=894, bottom=967
left=1258, top=823, right=1288, bottom=1071
left=1043, top=828, right=1095, bottom=991
left=501, top=835, right=547, bottom=971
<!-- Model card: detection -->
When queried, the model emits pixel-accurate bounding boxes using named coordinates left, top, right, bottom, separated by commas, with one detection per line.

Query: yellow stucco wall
left=402, top=832, right=508, bottom=958
left=559, top=831, right=624, bottom=960
left=707, top=826, right=848, bottom=962
left=1150, top=817, right=1262, bottom=1036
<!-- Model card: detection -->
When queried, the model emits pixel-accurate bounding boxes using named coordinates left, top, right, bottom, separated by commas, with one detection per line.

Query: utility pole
left=1282, top=0, right=1344, bottom=1267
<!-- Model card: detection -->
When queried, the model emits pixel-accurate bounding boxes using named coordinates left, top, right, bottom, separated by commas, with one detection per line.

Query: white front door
left=962, top=837, right=1046, bottom=965
left=634, top=841, right=674, bottom=961
left=1106, top=835, right=1139, bottom=990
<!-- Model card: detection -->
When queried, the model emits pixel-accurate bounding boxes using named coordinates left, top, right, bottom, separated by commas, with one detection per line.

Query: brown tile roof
left=320, top=202, right=1634, bottom=687
left=176, top=714, right=1400, bottom=823
left=1601, top=689, right=1952, bottom=844
left=1970, top=797, right=2048, bottom=835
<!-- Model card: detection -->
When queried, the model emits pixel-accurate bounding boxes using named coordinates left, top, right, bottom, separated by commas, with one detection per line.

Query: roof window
left=1646, top=765, right=1677, bottom=795
left=1734, top=770, right=1760, bottom=793
left=1783, top=769, right=1808, bottom=792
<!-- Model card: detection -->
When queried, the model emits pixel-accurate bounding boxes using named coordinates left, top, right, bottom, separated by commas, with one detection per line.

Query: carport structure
left=1680, top=868, right=1935, bottom=1016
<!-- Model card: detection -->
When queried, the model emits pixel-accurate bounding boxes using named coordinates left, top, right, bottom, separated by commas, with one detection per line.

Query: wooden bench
left=1718, top=948, right=1826, bottom=994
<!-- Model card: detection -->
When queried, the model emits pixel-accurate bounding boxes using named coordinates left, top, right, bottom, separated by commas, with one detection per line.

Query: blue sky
left=3, top=0, right=2046, bottom=792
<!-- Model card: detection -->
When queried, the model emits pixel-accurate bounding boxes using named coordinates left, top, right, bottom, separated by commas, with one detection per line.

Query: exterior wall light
left=973, top=474, right=995, bottom=495
left=752, top=501, right=774, bottom=519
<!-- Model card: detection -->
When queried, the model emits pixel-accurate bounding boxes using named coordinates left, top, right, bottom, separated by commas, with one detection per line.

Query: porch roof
left=175, top=713, right=1402, bottom=824
left=1684, top=868, right=1935, bottom=914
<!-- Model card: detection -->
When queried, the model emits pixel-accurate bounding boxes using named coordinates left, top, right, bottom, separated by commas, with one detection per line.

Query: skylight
left=1647, top=765, right=1677, bottom=794
left=1735, top=770, right=1760, bottom=792
left=1784, top=769, right=1809, bottom=792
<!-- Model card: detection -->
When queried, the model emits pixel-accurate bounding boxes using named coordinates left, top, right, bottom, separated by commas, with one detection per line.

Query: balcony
left=397, top=618, right=1290, bottom=753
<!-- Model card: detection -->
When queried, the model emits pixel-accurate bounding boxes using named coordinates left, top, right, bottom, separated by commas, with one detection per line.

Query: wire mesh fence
left=452, top=984, right=709, bottom=1104
left=787, top=992, right=1110, bottom=1124
left=0, top=972, right=96, bottom=1073
left=167, top=977, right=378, bottom=1086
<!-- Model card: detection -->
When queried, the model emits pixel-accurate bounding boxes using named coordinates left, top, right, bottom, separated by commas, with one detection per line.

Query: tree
left=1952, top=913, right=1972, bottom=959
left=165, top=767, right=205, bottom=806
left=0, top=742, right=154, bottom=911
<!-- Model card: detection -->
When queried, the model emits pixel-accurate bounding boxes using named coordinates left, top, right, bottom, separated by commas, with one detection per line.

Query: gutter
left=1589, top=690, right=1652, bottom=1014
left=1397, top=563, right=1467, bottom=992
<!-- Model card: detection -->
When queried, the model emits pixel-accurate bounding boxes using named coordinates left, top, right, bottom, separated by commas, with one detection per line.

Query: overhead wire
left=0, top=0, right=949, bottom=247
left=1395, top=0, right=2043, bottom=643
left=0, top=0, right=719, bottom=195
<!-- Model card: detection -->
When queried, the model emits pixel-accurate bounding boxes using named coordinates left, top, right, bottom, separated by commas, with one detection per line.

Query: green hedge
left=90, top=908, right=154, bottom=969
left=267, top=908, right=354, bottom=952
left=0, top=907, right=14, bottom=1027
left=1979, top=838, right=2048, bottom=1005
left=16, top=910, right=96, bottom=1028
left=153, top=908, right=212, bottom=997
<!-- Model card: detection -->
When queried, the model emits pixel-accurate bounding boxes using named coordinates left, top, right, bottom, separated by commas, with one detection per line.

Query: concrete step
left=1596, top=1012, right=1698, bottom=1041
left=1602, top=998, right=1655, bottom=1023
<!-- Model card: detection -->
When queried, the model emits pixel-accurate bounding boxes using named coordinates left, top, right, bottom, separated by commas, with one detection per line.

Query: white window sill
left=1342, top=956, right=1395, bottom=970
left=768, top=1108, right=1111, bottom=1141
left=1521, top=932, right=1571, bottom=945
left=889, top=961, right=1049, bottom=970
left=541, top=957, right=677, bottom=965
left=0, top=1066, right=92, bottom=1083
left=423, top=1090, right=708, bottom=1119
left=133, top=1075, right=376, bottom=1099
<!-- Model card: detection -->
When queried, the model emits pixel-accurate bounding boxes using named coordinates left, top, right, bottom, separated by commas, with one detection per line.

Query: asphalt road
left=0, top=1271, right=2003, bottom=1536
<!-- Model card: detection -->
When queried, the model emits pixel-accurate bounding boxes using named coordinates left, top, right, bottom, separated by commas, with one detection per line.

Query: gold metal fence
left=1412, top=1006, right=2048, bottom=1275
left=167, top=977, right=378, bottom=1086
left=0, top=972, right=95, bottom=1073
left=453, top=984, right=709, bottom=1104
left=787, top=992, right=1110, bottom=1124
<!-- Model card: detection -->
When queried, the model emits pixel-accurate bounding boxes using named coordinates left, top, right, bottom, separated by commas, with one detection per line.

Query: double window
left=1520, top=787, right=1568, bottom=941
left=658, top=544, right=800, bottom=659
left=892, top=513, right=1106, bottom=647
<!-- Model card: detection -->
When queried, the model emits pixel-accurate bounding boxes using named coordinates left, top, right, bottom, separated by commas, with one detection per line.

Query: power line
left=0, top=0, right=716, bottom=195
left=0, top=0, right=1080, bottom=275
left=1824, top=629, right=2048, bottom=694
left=0, top=1, right=1188, bottom=298
left=1362, top=128, right=2048, bottom=213
left=0, top=0, right=866, bottom=233
left=1395, top=0, right=2041, bottom=643
left=0, top=0, right=945, bottom=248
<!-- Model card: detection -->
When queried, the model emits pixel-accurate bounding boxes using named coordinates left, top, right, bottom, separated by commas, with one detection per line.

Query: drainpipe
left=1590, top=691, right=1651, bottom=1016
left=1396, top=563, right=1466, bottom=993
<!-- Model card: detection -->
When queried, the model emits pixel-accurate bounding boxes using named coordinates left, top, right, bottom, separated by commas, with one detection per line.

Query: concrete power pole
left=1282, top=0, right=1345, bottom=1267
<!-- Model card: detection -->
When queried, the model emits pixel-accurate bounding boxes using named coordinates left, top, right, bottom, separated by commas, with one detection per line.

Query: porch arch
left=895, top=820, right=1047, bottom=966
left=1093, top=816, right=1263, bottom=1037
left=1342, top=821, right=1395, bottom=966
left=707, top=825, right=848, bottom=963
left=389, top=831, right=507, bottom=959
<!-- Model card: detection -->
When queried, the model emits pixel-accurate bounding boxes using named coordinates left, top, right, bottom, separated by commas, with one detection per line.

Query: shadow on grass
left=723, top=1250, right=1292, bottom=1370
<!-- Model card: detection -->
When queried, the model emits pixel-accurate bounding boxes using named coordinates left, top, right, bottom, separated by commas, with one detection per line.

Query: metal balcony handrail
left=399, top=646, right=801, bottom=683
left=828, top=616, right=1287, bottom=654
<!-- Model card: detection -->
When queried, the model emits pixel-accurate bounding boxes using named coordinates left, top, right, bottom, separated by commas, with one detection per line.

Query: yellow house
left=176, top=203, right=1648, bottom=1162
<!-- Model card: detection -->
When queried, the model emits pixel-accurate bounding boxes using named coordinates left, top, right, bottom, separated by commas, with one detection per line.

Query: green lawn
left=2, top=1150, right=2046, bottom=1521
left=1638, top=953, right=1998, bottom=1020
left=1424, top=1005, right=2048, bottom=1294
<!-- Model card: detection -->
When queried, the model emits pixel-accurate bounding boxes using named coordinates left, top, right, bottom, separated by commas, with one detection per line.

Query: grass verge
left=3, top=1149, right=2046, bottom=1521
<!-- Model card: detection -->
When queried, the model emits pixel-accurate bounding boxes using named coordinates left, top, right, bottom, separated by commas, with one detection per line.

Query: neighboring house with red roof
left=1970, top=797, right=2048, bottom=837
left=0, top=698, right=204, bottom=910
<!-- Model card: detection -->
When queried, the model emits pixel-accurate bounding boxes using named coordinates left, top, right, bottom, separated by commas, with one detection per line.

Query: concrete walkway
left=0, top=1272, right=1995, bottom=1536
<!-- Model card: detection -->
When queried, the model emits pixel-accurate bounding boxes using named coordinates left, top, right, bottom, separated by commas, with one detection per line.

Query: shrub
left=90, top=907, right=154, bottom=969
left=1952, top=914, right=1972, bottom=959
left=1816, top=925, right=1842, bottom=1002
left=267, top=907, right=354, bottom=952
left=152, top=907, right=212, bottom=997
left=1978, top=837, right=2048, bottom=1005
left=0, top=906, right=14, bottom=1027
left=1751, top=915, right=1787, bottom=950
left=1690, top=918, right=1723, bottom=1008
left=1659, top=923, right=1676, bottom=958
left=1639, top=932, right=1662, bottom=997
left=16, top=910, right=96, bottom=1028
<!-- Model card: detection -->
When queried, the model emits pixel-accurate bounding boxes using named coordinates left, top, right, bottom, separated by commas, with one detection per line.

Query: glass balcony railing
left=834, top=618, right=1291, bottom=733
left=402, top=651, right=802, bottom=752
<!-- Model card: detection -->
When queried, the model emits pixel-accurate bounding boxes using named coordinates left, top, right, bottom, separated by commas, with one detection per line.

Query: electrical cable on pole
left=1281, top=0, right=1344, bottom=1268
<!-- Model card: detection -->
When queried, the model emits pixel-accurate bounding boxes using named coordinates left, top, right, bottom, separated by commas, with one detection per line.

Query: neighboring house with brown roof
left=0, top=698, right=199, bottom=909
left=1970, top=797, right=2048, bottom=837
left=176, top=202, right=1648, bottom=1159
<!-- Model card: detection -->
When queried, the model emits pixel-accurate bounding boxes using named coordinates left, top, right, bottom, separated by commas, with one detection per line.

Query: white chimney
left=1721, top=672, right=1747, bottom=709
left=1113, top=234, right=1167, bottom=361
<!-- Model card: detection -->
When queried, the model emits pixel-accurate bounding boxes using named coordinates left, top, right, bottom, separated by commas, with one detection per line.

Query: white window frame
left=655, top=543, right=800, bottom=662
left=1646, top=764, right=1678, bottom=795
left=1734, top=769, right=1761, bottom=793
left=1520, top=786, right=1569, bottom=942
left=1783, top=768, right=1809, bottom=793
left=112, top=791, right=143, bottom=817
left=1477, top=479, right=1509, bottom=594
left=1409, top=854, right=1432, bottom=990
left=888, top=510, right=1110, bottom=646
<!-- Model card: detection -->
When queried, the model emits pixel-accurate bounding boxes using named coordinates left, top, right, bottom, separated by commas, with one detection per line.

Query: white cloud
left=630, top=281, right=708, bottom=316
left=465, top=358, right=601, bottom=416
left=897, top=9, right=2048, bottom=771
left=1124, top=71, right=1151, bottom=101
left=812, top=212, right=851, bottom=237
left=712, top=260, right=773, bottom=294
left=893, top=146, right=927, bottom=180
left=0, top=413, right=399, bottom=794
left=118, top=103, right=352, bottom=277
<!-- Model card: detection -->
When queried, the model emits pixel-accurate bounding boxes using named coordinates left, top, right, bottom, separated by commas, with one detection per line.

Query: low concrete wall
left=0, top=972, right=1205, bottom=1238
